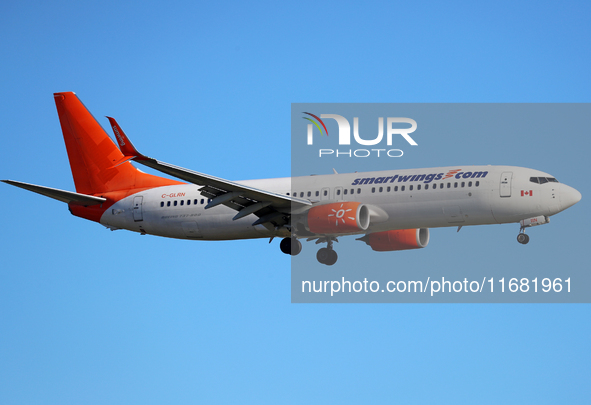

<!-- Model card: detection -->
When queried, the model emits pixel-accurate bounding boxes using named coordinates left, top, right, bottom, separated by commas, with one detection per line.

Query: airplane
left=2, top=92, right=582, bottom=265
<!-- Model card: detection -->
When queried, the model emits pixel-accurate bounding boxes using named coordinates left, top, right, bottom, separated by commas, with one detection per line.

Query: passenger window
left=187, top=200, right=191, bottom=205
left=316, top=191, right=320, bottom=197
left=410, top=185, right=413, bottom=191
left=201, top=199, right=205, bottom=204
left=417, top=185, right=421, bottom=190
left=447, top=183, right=451, bottom=188
left=401, top=186, right=405, bottom=191
left=468, top=181, right=472, bottom=187
left=475, top=181, right=480, bottom=187
left=160, top=202, right=164, bottom=207
left=344, top=189, right=348, bottom=195
left=174, top=201, right=178, bottom=206
left=461, top=182, right=465, bottom=187
left=372, top=187, right=375, bottom=193
left=167, top=201, right=171, bottom=207
left=180, top=200, right=184, bottom=206
left=324, top=190, right=328, bottom=196
left=426, top=184, right=430, bottom=189
left=454, top=182, right=458, bottom=188
left=387, top=187, right=391, bottom=192
left=336, top=189, right=341, bottom=195
left=307, top=191, right=311, bottom=197
left=394, top=186, right=398, bottom=192
left=357, top=188, right=361, bottom=194
left=379, top=187, right=383, bottom=192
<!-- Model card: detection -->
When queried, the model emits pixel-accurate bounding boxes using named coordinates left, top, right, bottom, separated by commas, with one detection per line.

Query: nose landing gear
left=517, top=232, right=530, bottom=245
left=517, top=221, right=530, bottom=244
left=516, top=216, right=550, bottom=245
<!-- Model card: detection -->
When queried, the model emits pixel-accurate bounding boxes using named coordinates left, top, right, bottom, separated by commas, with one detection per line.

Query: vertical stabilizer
left=54, top=92, right=182, bottom=194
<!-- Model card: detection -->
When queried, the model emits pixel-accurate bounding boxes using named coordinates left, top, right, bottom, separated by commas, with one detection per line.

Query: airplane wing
left=1, top=180, right=107, bottom=205
left=106, top=117, right=311, bottom=228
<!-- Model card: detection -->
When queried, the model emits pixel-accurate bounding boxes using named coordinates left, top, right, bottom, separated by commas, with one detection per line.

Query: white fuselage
left=100, top=165, right=580, bottom=240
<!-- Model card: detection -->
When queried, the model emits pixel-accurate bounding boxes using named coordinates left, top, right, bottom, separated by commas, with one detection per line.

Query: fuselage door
left=500, top=172, right=513, bottom=197
left=133, top=196, right=143, bottom=221
left=321, top=187, right=330, bottom=201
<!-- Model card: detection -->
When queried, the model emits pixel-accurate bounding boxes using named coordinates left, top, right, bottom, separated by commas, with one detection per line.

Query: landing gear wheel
left=517, top=233, right=530, bottom=245
left=317, top=248, right=338, bottom=266
left=280, top=237, right=302, bottom=255
left=291, top=238, right=302, bottom=255
left=317, top=248, right=329, bottom=263
left=280, top=238, right=291, bottom=254
left=325, top=249, right=338, bottom=266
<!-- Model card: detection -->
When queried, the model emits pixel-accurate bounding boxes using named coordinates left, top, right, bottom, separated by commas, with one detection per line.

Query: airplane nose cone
left=561, top=185, right=582, bottom=210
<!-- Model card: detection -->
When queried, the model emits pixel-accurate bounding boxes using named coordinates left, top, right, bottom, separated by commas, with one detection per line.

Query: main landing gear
left=279, top=236, right=339, bottom=266
left=280, top=237, right=302, bottom=255
left=315, top=237, right=338, bottom=266
left=316, top=247, right=338, bottom=266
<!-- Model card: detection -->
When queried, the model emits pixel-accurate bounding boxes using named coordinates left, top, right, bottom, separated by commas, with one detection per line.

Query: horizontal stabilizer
left=1, top=180, right=107, bottom=205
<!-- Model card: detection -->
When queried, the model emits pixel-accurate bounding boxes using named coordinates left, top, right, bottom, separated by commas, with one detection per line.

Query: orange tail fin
left=54, top=92, right=182, bottom=195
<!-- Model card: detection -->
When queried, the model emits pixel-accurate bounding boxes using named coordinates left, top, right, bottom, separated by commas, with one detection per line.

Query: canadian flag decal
left=521, top=190, right=533, bottom=197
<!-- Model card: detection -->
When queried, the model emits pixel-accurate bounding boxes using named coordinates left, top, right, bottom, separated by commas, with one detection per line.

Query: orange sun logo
left=328, top=203, right=355, bottom=226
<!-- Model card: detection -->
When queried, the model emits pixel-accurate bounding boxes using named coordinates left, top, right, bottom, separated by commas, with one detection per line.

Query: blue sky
left=1, top=1, right=590, bottom=403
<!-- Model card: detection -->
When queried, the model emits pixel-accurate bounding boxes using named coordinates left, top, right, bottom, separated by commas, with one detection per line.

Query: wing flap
left=107, top=117, right=312, bottom=221
left=137, top=158, right=307, bottom=210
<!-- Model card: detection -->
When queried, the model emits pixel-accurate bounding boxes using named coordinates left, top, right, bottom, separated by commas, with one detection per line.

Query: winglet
left=106, top=117, right=146, bottom=159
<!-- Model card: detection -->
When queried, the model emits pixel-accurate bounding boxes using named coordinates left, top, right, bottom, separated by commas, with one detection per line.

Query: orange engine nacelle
left=307, top=202, right=370, bottom=234
left=360, top=228, right=430, bottom=251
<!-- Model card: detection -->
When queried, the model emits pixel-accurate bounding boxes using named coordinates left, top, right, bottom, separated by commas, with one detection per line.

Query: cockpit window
left=530, top=176, right=559, bottom=184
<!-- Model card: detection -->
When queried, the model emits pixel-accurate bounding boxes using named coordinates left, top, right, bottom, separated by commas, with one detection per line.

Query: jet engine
left=307, top=202, right=370, bottom=234
left=358, top=228, right=430, bottom=251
